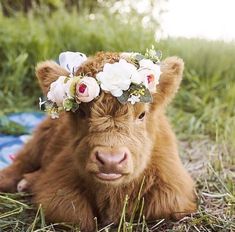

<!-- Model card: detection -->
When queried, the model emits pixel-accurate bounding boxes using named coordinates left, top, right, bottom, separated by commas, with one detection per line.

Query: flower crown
left=40, top=46, right=162, bottom=119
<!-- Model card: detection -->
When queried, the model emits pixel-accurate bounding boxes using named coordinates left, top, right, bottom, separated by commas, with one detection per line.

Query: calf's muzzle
left=91, top=146, right=131, bottom=181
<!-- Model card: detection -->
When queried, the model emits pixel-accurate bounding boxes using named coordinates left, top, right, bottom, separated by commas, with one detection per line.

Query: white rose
left=47, top=76, right=69, bottom=106
left=96, top=59, right=141, bottom=97
left=59, top=51, right=87, bottom=75
left=138, top=59, right=162, bottom=92
left=76, top=76, right=100, bottom=102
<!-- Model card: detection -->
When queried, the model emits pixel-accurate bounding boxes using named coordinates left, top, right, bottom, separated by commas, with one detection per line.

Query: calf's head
left=36, top=52, right=184, bottom=186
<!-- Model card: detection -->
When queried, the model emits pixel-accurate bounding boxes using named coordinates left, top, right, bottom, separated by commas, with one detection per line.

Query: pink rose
left=76, top=76, right=100, bottom=102
left=138, top=59, right=161, bottom=93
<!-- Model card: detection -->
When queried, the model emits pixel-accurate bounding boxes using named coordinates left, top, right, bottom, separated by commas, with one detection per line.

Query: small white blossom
left=128, top=95, right=140, bottom=104
left=50, top=112, right=59, bottom=119
left=147, top=46, right=157, bottom=58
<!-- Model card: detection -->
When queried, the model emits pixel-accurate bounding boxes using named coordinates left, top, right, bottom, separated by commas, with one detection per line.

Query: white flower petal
left=59, top=51, right=87, bottom=73
left=47, top=76, right=68, bottom=106
left=96, top=59, right=136, bottom=97
left=103, top=63, right=113, bottom=73
left=100, top=83, right=111, bottom=92
left=139, top=59, right=154, bottom=68
left=137, top=60, right=162, bottom=92
left=111, top=88, right=123, bottom=97
left=76, top=76, right=100, bottom=102
left=131, top=72, right=142, bottom=84
left=127, top=95, right=140, bottom=104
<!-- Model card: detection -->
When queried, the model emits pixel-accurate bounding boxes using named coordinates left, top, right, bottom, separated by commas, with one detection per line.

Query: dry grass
left=0, top=138, right=234, bottom=232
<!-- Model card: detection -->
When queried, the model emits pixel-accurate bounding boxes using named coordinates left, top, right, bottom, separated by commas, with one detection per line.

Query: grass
left=1, top=139, right=234, bottom=231
left=0, top=6, right=234, bottom=232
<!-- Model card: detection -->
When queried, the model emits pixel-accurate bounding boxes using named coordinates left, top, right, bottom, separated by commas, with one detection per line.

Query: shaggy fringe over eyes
left=88, top=93, right=132, bottom=133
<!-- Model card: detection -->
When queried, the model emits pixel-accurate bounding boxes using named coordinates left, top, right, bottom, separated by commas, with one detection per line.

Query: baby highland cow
left=0, top=50, right=196, bottom=231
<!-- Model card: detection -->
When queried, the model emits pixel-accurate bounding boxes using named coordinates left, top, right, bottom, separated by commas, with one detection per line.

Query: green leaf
left=135, top=54, right=145, bottom=62
left=69, top=76, right=81, bottom=97
left=117, top=90, right=130, bottom=104
left=64, top=77, right=70, bottom=83
left=71, top=102, right=80, bottom=112
left=44, top=100, right=55, bottom=111
left=139, top=88, right=153, bottom=103
left=145, top=46, right=162, bottom=63
left=117, top=84, right=153, bottom=104
left=63, top=98, right=75, bottom=111
left=155, top=50, right=162, bottom=60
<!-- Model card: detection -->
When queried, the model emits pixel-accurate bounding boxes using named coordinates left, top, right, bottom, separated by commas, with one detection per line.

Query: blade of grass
left=117, top=194, right=129, bottom=232
left=129, top=176, right=145, bottom=225
left=0, top=207, right=24, bottom=219
left=0, top=194, right=30, bottom=208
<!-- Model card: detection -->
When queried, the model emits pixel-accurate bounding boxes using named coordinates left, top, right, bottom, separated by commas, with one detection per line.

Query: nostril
left=95, top=151, right=105, bottom=165
left=93, top=148, right=130, bottom=166
left=118, top=153, right=127, bottom=164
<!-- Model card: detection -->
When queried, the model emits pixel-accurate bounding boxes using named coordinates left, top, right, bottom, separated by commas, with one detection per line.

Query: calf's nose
left=93, top=147, right=129, bottom=169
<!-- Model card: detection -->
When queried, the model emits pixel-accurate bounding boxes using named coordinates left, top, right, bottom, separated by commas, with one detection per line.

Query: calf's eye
left=138, top=111, right=146, bottom=120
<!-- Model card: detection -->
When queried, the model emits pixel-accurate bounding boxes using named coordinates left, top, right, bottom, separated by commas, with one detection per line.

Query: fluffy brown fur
left=0, top=52, right=197, bottom=231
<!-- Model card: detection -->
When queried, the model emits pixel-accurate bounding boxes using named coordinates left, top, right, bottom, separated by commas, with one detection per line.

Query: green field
left=0, top=7, right=234, bottom=232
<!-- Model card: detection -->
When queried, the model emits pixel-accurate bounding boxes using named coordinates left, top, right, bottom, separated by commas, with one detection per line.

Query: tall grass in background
left=0, top=9, right=234, bottom=147
left=0, top=9, right=156, bottom=112
left=159, top=39, right=235, bottom=146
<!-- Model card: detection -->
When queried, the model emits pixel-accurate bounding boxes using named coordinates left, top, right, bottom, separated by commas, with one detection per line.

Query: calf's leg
left=0, top=118, right=52, bottom=192
left=144, top=156, right=197, bottom=220
left=17, top=169, right=42, bottom=192
left=32, top=153, right=95, bottom=232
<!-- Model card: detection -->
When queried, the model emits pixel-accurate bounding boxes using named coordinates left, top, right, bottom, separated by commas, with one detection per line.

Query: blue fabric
left=0, top=112, right=45, bottom=169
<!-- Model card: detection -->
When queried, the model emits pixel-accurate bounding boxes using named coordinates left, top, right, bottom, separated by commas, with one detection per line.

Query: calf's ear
left=35, top=61, right=69, bottom=94
left=153, top=56, right=184, bottom=107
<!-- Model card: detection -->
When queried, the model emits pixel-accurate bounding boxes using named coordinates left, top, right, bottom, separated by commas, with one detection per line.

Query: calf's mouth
left=95, top=172, right=123, bottom=181
left=87, top=146, right=132, bottom=182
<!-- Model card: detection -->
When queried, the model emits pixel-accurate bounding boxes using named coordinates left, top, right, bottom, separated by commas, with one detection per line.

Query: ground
left=0, top=138, right=234, bottom=232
